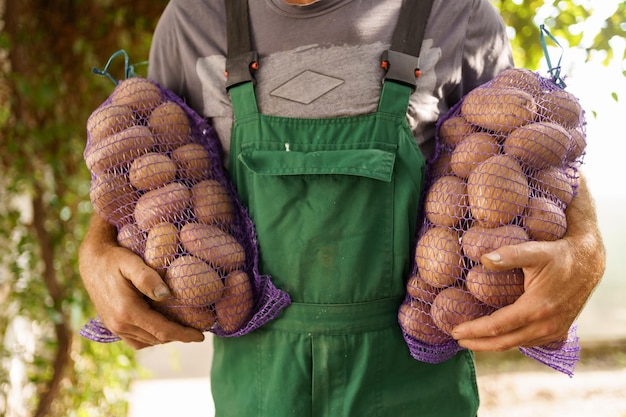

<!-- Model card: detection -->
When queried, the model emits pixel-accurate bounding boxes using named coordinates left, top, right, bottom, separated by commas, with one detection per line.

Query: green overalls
left=211, top=2, right=479, bottom=416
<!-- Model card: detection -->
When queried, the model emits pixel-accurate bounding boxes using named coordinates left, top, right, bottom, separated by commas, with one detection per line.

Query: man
left=79, top=1, right=605, bottom=415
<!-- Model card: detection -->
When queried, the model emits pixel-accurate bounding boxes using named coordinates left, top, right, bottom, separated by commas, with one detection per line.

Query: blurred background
left=0, top=1, right=624, bottom=416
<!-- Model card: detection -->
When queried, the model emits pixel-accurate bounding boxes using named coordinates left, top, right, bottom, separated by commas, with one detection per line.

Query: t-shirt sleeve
left=148, top=2, right=184, bottom=94
left=460, top=0, right=513, bottom=94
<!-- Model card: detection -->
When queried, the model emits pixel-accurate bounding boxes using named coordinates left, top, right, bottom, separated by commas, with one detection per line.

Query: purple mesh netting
left=80, top=77, right=290, bottom=342
left=398, top=68, right=585, bottom=376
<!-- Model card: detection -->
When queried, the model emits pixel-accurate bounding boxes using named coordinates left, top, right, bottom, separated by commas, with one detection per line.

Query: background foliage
left=0, top=0, right=623, bottom=415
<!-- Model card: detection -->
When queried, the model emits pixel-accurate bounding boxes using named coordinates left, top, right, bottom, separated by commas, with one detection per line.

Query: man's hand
left=79, top=215, right=205, bottom=349
left=451, top=175, right=606, bottom=351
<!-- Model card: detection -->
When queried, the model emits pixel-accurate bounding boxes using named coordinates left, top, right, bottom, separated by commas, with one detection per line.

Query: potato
left=461, top=86, right=537, bottom=134
left=529, top=166, right=574, bottom=205
left=567, top=128, right=586, bottom=162
left=538, top=89, right=583, bottom=129
left=164, top=255, right=224, bottom=306
left=215, top=270, right=254, bottom=333
left=129, top=152, right=177, bottom=190
left=450, top=131, right=500, bottom=178
left=424, top=175, right=468, bottom=227
left=87, top=104, right=135, bottom=143
left=153, top=302, right=216, bottom=331
left=406, top=274, right=440, bottom=304
left=172, top=143, right=212, bottom=182
left=134, top=182, right=191, bottom=231
left=90, top=171, right=137, bottom=225
left=428, top=150, right=454, bottom=178
left=504, top=121, right=571, bottom=170
left=117, top=223, right=145, bottom=254
left=85, top=125, right=155, bottom=174
left=180, top=222, right=246, bottom=272
left=148, top=101, right=192, bottom=152
left=488, top=68, right=543, bottom=98
left=192, top=179, right=236, bottom=226
left=110, top=77, right=162, bottom=116
left=439, top=116, right=475, bottom=147
left=465, top=264, right=524, bottom=308
left=415, top=227, right=463, bottom=288
left=431, top=287, right=493, bottom=335
left=144, top=222, right=179, bottom=273
left=398, top=300, right=450, bottom=345
left=467, top=155, right=529, bottom=227
left=523, top=196, right=567, bottom=241
left=461, top=224, right=529, bottom=263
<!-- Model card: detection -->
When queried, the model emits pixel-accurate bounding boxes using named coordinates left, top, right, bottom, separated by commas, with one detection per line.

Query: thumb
left=120, top=253, right=171, bottom=301
left=480, top=240, right=545, bottom=271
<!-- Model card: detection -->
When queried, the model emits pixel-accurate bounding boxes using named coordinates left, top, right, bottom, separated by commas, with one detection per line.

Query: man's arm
left=78, top=214, right=205, bottom=349
left=451, top=175, right=606, bottom=351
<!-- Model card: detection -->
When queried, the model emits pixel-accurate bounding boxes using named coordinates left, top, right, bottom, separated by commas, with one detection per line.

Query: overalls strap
left=225, top=0, right=436, bottom=118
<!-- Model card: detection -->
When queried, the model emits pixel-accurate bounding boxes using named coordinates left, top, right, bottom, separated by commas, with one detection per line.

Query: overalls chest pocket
left=237, top=139, right=399, bottom=305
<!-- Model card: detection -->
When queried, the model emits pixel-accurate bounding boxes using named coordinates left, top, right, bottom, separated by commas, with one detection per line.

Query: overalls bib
left=211, top=2, right=479, bottom=416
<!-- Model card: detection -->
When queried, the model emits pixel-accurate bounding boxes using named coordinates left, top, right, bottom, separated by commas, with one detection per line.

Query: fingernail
left=154, top=284, right=171, bottom=299
left=484, top=252, right=502, bottom=263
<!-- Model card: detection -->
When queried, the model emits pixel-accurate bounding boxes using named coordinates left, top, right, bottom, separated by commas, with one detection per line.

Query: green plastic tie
left=91, top=49, right=148, bottom=85
left=540, top=24, right=567, bottom=89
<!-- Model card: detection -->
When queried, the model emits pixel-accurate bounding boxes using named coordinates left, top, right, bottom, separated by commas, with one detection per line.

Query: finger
left=480, top=240, right=549, bottom=271
left=130, top=300, right=205, bottom=344
left=119, top=254, right=172, bottom=301
left=451, top=299, right=529, bottom=340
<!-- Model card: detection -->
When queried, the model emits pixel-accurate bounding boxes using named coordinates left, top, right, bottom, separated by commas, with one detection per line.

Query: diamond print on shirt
left=270, top=70, right=344, bottom=105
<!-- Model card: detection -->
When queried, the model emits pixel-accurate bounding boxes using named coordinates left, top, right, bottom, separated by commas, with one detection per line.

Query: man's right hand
left=78, top=215, right=205, bottom=349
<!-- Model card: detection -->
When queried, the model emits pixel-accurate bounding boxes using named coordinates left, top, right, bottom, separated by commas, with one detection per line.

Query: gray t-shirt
left=148, top=0, right=513, bottom=160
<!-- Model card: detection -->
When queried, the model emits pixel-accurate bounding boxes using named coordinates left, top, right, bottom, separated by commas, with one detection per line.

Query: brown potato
left=488, top=68, right=543, bottom=98
left=110, top=77, right=162, bottom=116
left=153, top=302, right=216, bottom=331
left=428, top=150, right=454, bottom=178
left=134, top=182, right=191, bottom=231
left=567, top=128, right=586, bottom=162
left=424, top=175, right=468, bottom=227
left=450, top=131, right=500, bottom=179
left=465, top=264, right=524, bottom=308
left=191, top=179, right=236, bottom=226
left=415, top=227, right=463, bottom=288
left=148, top=101, right=192, bottom=152
left=467, top=155, right=529, bottom=227
left=85, top=125, right=155, bottom=174
left=215, top=270, right=254, bottom=333
left=529, top=166, right=574, bottom=205
left=504, top=121, right=571, bottom=170
left=538, top=89, right=583, bottom=129
left=87, top=103, right=135, bottom=143
left=90, top=171, right=137, bottom=225
left=164, top=255, right=224, bottom=306
left=144, top=222, right=179, bottom=274
left=461, top=224, right=529, bottom=262
left=523, top=196, right=567, bottom=241
left=172, top=143, right=212, bottom=182
left=129, top=152, right=177, bottom=190
left=431, top=287, right=494, bottom=335
left=461, top=86, right=537, bottom=134
left=406, top=274, right=440, bottom=304
left=180, top=222, right=246, bottom=272
left=398, top=300, right=451, bottom=345
left=439, top=116, right=475, bottom=147
left=117, top=223, right=145, bottom=255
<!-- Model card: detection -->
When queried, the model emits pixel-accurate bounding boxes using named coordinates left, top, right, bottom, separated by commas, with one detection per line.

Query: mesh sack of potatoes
left=398, top=68, right=585, bottom=375
left=80, top=76, right=290, bottom=342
